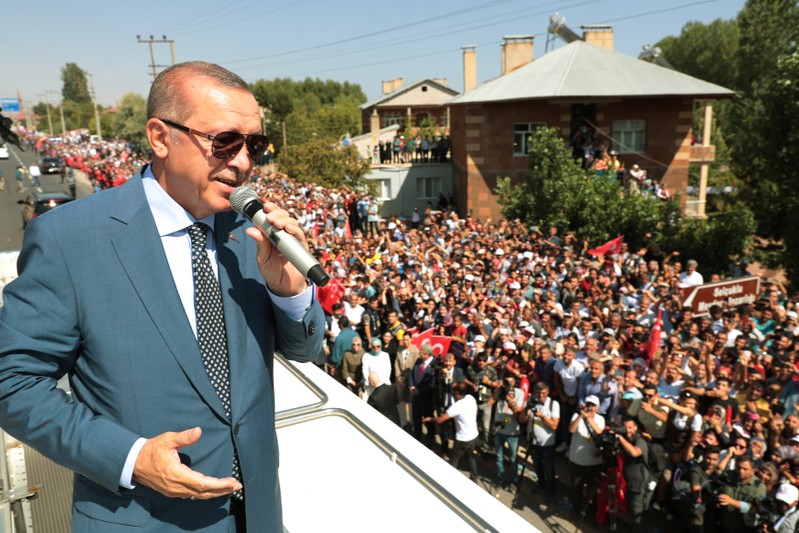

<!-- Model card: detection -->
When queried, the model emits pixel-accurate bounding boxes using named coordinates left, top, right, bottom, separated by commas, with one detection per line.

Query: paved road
left=0, top=144, right=93, bottom=252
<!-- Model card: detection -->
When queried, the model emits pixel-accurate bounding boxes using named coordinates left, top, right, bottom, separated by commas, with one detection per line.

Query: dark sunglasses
left=160, top=118, right=268, bottom=160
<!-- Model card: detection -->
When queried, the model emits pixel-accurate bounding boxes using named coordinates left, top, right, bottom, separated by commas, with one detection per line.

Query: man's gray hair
left=147, top=61, right=251, bottom=122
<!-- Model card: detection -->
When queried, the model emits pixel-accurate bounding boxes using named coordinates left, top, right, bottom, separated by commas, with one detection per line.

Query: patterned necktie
left=188, top=222, right=243, bottom=500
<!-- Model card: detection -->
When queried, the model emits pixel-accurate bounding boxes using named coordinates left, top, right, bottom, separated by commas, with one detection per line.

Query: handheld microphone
left=229, top=186, right=330, bottom=287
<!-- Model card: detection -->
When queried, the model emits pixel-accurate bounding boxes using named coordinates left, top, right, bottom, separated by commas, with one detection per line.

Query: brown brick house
left=447, top=40, right=735, bottom=222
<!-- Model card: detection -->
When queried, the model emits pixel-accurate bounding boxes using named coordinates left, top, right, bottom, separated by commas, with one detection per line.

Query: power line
left=219, top=0, right=523, bottom=65
left=165, top=0, right=311, bottom=36
left=230, top=0, right=600, bottom=75
left=590, top=0, right=720, bottom=26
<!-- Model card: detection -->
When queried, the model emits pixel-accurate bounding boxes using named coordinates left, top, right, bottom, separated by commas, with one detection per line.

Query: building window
left=382, top=113, right=402, bottom=128
left=513, top=122, right=545, bottom=156
left=416, top=176, right=441, bottom=200
left=611, top=120, right=646, bottom=153
left=422, top=86, right=428, bottom=92
left=375, top=179, right=392, bottom=200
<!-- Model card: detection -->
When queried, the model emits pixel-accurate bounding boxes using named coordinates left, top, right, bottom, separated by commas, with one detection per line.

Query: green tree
left=495, top=127, right=666, bottom=250
left=251, top=77, right=366, bottom=149
left=664, top=203, right=756, bottom=276
left=495, top=126, right=755, bottom=274
left=32, top=102, right=54, bottom=134
left=110, top=93, right=148, bottom=148
left=735, top=0, right=799, bottom=93
left=724, top=0, right=799, bottom=281
left=61, top=99, right=94, bottom=132
left=61, top=63, right=91, bottom=104
left=657, top=19, right=740, bottom=188
left=277, top=142, right=370, bottom=190
left=657, top=19, right=740, bottom=89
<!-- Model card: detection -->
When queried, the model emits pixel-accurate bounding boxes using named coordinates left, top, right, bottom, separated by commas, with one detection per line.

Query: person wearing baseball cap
left=774, top=483, right=799, bottom=532
left=567, top=393, right=605, bottom=511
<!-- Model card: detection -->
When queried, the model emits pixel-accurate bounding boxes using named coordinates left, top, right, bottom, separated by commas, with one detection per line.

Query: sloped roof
left=449, top=40, right=735, bottom=105
left=361, top=78, right=460, bottom=109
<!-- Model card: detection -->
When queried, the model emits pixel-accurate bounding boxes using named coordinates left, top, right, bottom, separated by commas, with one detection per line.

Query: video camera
left=525, top=395, right=543, bottom=411
left=594, top=427, right=622, bottom=468
left=753, top=497, right=783, bottom=532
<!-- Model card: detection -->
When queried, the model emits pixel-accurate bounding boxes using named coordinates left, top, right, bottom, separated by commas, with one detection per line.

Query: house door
left=570, top=103, right=596, bottom=160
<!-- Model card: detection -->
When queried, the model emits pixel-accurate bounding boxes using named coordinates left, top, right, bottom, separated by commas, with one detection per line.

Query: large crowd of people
left=34, top=130, right=799, bottom=531
left=248, top=167, right=798, bottom=532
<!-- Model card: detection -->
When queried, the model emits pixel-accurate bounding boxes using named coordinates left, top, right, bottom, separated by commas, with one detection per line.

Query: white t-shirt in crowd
left=446, top=394, right=479, bottom=442
left=568, top=412, right=606, bottom=466
left=554, top=359, right=584, bottom=397
left=527, top=396, right=560, bottom=447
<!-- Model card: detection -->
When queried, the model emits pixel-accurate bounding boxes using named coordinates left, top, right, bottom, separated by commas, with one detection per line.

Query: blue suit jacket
left=0, top=172, right=324, bottom=532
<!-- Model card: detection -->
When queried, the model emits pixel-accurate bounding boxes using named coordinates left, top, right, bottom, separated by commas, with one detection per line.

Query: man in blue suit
left=0, top=62, right=324, bottom=532
left=409, top=344, right=437, bottom=449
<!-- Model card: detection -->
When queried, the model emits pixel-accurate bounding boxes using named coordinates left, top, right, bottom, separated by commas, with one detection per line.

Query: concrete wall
left=365, top=163, right=453, bottom=219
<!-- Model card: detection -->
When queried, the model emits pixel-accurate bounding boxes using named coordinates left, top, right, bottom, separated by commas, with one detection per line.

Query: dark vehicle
left=19, top=192, right=74, bottom=228
left=40, top=156, right=65, bottom=175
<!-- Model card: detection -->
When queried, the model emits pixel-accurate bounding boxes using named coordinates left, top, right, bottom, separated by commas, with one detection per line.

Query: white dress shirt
left=120, top=169, right=313, bottom=488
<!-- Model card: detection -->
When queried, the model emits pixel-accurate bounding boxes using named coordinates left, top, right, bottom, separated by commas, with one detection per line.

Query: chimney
left=381, top=77, right=405, bottom=95
left=581, top=24, right=614, bottom=51
left=462, top=45, right=477, bottom=92
left=432, top=78, right=447, bottom=87
left=501, top=35, right=534, bottom=75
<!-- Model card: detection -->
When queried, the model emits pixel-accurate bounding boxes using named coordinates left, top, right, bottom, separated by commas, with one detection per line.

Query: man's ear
left=146, top=118, right=170, bottom=159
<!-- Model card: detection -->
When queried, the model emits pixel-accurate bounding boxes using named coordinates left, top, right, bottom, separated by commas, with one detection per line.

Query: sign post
left=0, top=99, right=20, bottom=113
left=680, top=276, right=761, bottom=317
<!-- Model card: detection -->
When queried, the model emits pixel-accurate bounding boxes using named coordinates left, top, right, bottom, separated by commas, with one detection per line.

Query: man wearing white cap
left=568, top=394, right=605, bottom=511
left=774, top=483, right=799, bottom=533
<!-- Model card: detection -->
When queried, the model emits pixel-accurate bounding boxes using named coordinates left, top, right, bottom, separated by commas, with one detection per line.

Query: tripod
left=576, top=459, right=621, bottom=532
left=511, top=437, right=534, bottom=509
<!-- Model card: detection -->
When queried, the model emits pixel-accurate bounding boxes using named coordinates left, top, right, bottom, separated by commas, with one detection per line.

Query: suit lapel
left=110, top=175, right=228, bottom=420
left=214, top=211, right=249, bottom=415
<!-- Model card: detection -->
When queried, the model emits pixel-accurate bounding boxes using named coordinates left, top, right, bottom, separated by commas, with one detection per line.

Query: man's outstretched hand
left=133, top=427, right=241, bottom=499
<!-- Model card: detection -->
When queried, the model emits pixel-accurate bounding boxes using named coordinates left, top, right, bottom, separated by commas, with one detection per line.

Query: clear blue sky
left=3, top=0, right=746, bottom=109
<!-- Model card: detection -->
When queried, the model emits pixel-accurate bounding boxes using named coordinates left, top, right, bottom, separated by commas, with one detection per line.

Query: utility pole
left=136, top=35, right=177, bottom=80
left=36, top=93, right=54, bottom=135
left=87, top=73, right=102, bottom=140
left=46, top=90, right=66, bottom=134
left=17, top=90, right=31, bottom=130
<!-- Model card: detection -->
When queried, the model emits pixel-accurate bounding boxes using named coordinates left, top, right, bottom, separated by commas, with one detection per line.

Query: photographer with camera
left=568, top=395, right=606, bottom=511
left=519, top=382, right=560, bottom=499
left=681, top=445, right=722, bottom=533
left=771, top=483, right=799, bottom=533
left=616, top=416, right=652, bottom=528
left=467, top=352, right=501, bottom=454
left=490, top=374, right=525, bottom=488
left=717, top=456, right=767, bottom=533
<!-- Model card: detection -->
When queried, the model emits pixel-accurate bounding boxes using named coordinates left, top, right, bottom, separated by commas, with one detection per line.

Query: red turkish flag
left=411, top=328, right=434, bottom=348
left=645, top=307, right=663, bottom=363
left=410, top=329, right=452, bottom=356
left=587, top=236, right=624, bottom=257
left=316, top=277, right=345, bottom=315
